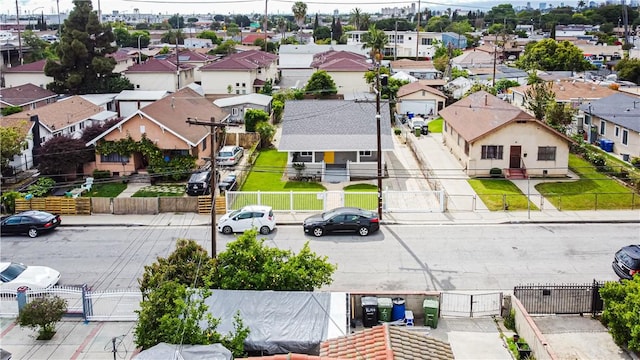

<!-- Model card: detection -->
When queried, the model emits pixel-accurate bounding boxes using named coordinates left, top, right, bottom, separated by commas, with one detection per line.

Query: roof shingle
left=3, top=59, right=47, bottom=73
left=0, top=83, right=57, bottom=106
left=3, top=96, right=105, bottom=131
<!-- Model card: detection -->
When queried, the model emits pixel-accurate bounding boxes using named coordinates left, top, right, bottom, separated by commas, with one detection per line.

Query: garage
left=399, top=99, right=436, bottom=117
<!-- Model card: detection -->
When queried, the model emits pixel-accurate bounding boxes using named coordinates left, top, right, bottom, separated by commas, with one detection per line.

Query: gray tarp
left=202, top=290, right=335, bottom=354
left=133, top=342, right=232, bottom=360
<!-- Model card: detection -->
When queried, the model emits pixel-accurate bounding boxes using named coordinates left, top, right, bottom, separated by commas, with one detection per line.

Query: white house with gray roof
left=579, top=93, right=640, bottom=160
left=278, top=100, right=394, bottom=182
left=213, top=93, right=272, bottom=124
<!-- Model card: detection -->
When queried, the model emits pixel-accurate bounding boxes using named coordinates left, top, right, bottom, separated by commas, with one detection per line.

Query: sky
left=4, top=0, right=570, bottom=18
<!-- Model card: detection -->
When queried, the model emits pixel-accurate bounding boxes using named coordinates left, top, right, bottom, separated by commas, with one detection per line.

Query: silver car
left=216, top=146, right=244, bottom=166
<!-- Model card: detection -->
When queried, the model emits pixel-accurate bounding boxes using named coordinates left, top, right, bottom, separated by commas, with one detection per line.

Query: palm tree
left=360, top=13, right=371, bottom=30
left=350, top=8, right=362, bottom=30
left=362, top=24, right=388, bottom=63
left=292, top=1, right=307, bottom=30
left=277, top=17, right=287, bottom=43
left=577, top=0, right=585, bottom=9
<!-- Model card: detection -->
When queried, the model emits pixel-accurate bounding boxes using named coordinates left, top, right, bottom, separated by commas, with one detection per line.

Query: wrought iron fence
left=514, top=280, right=606, bottom=317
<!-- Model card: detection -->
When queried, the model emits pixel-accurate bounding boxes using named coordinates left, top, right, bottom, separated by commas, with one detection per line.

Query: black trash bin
left=361, top=296, right=378, bottom=328
left=421, top=125, right=429, bottom=135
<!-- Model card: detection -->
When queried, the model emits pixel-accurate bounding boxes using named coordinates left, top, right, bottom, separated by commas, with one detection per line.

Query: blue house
left=442, top=32, right=467, bottom=49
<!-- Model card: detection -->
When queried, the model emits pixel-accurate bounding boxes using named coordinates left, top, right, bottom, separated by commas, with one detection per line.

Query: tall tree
left=21, top=30, right=49, bottom=63
left=277, top=17, right=287, bottom=42
left=516, top=39, right=593, bottom=71
left=0, top=124, right=28, bottom=172
left=362, top=24, right=388, bottom=60
left=350, top=8, right=362, bottom=30
left=292, top=1, right=308, bottom=29
left=615, top=58, right=640, bottom=84
left=44, top=0, right=132, bottom=94
left=544, top=101, right=575, bottom=133
left=524, top=81, right=555, bottom=120
left=167, top=14, right=184, bottom=29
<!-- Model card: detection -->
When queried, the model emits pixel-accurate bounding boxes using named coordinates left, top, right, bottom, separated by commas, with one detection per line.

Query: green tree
left=524, top=81, right=555, bottom=120
left=214, top=230, right=336, bottom=291
left=226, top=23, right=240, bottom=37
left=600, top=276, right=640, bottom=352
left=44, top=0, right=132, bottom=94
left=516, top=39, right=594, bottom=71
left=305, top=70, right=337, bottom=97
left=35, top=135, right=94, bottom=179
left=260, top=79, right=274, bottom=95
left=17, top=296, right=67, bottom=340
left=350, top=8, right=362, bottom=30
left=362, top=24, right=388, bottom=60
left=465, top=83, right=497, bottom=96
left=272, top=99, right=284, bottom=123
left=494, top=79, right=521, bottom=93
left=615, top=58, right=640, bottom=84
left=545, top=101, right=575, bottom=133
left=22, top=30, right=49, bottom=63
left=0, top=124, right=28, bottom=170
left=277, top=17, right=287, bottom=42
left=244, top=109, right=270, bottom=132
left=314, top=26, right=331, bottom=41
left=292, top=1, right=308, bottom=29
left=256, top=121, right=276, bottom=148
left=197, top=30, right=221, bottom=45
left=451, top=67, right=469, bottom=80
left=426, top=16, right=451, bottom=32
left=161, top=29, right=185, bottom=45
left=168, top=14, right=185, bottom=29
left=212, top=39, right=237, bottom=55
left=1, top=105, right=23, bottom=116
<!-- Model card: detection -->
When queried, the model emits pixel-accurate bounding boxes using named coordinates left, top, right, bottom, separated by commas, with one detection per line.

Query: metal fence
left=513, top=280, right=605, bottom=317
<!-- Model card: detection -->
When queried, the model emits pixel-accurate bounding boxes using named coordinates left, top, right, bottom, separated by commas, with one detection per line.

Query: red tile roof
left=164, top=49, right=216, bottom=63
left=320, top=324, right=453, bottom=360
left=242, top=33, right=269, bottom=45
left=200, top=50, right=277, bottom=71
left=125, top=58, right=194, bottom=73
left=3, top=59, right=47, bottom=73
left=107, top=50, right=132, bottom=62
left=0, top=83, right=57, bottom=106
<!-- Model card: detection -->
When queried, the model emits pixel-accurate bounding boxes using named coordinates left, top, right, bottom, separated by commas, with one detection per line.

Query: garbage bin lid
left=362, top=297, right=378, bottom=306
left=377, top=298, right=393, bottom=307
left=423, top=298, right=439, bottom=307
left=392, top=297, right=405, bottom=305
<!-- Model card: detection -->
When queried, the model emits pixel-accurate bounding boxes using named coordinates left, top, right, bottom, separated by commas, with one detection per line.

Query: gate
left=440, top=292, right=503, bottom=317
left=514, top=280, right=605, bottom=316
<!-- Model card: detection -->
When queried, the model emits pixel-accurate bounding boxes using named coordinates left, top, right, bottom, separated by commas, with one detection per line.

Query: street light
left=137, top=34, right=143, bottom=64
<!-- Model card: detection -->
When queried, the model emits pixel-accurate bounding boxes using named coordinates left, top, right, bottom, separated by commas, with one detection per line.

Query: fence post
left=16, top=286, right=28, bottom=313
left=594, top=193, right=598, bottom=210
left=257, top=191, right=261, bottom=205
left=503, top=194, right=508, bottom=211
left=290, top=191, right=294, bottom=213
left=82, top=284, right=92, bottom=323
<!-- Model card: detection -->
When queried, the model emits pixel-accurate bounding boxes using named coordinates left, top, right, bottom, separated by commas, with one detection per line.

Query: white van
left=217, top=205, right=276, bottom=235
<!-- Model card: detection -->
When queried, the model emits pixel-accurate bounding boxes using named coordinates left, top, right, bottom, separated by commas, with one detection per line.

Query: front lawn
left=344, top=183, right=378, bottom=209
left=242, top=149, right=325, bottom=191
left=427, top=118, right=443, bottom=133
left=468, top=179, right=539, bottom=211
left=535, top=154, right=640, bottom=210
left=83, top=182, right=127, bottom=198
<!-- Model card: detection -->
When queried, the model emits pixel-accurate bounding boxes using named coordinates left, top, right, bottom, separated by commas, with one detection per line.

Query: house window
left=421, top=38, right=432, bottom=45
left=457, top=134, right=461, bottom=146
left=232, top=108, right=239, bottom=116
left=236, top=83, right=240, bottom=87
left=242, top=83, right=246, bottom=87
left=79, top=122, right=85, bottom=129
left=136, top=85, right=140, bottom=89
left=481, top=145, right=504, bottom=159
left=584, top=114, right=591, bottom=125
left=599, top=120, right=606, bottom=135
left=300, top=151, right=312, bottom=156
left=202, top=138, right=207, bottom=151
left=537, top=146, right=556, bottom=161
left=444, top=122, right=447, bottom=132
left=242, top=90, right=246, bottom=94
left=258, top=69, right=262, bottom=73
left=101, top=153, right=129, bottom=163
left=140, top=125, right=145, bottom=133
left=359, top=151, right=372, bottom=157
left=236, top=90, right=240, bottom=94
left=622, top=129, right=628, bottom=145
left=69, top=125, right=76, bottom=132
left=464, top=141, right=469, bottom=155
left=615, top=126, right=620, bottom=137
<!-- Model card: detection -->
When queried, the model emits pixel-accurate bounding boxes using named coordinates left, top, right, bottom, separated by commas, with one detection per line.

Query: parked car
left=303, top=207, right=380, bottom=237
left=218, top=174, right=238, bottom=193
left=612, top=244, right=640, bottom=280
left=40, top=34, right=58, bottom=42
left=0, top=210, right=61, bottom=238
left=216, top=146, right=244, bottom=166
left=0, top=262, right=61, bottom=290
left=217, top=205, right=276, bottom=235
left=186, top=170, right=219, bottom=196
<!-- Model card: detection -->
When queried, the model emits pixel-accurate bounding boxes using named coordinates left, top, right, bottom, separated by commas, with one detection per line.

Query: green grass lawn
left=468, top=179, right=539, bottom=211
left=83, top=182, right=127, bottom=198
left=241, top=149, right=325, bottom=192
left=344, top=183, right=378, bottom=209
left=535, top=154, right=640, bottom=210
left=132, top=184, right=185, bottom=197
left=427, top=118, right=443, bottom=133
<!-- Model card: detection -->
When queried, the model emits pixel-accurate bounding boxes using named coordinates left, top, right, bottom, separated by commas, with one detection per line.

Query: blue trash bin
left=391, top=297, right=406, bottom=321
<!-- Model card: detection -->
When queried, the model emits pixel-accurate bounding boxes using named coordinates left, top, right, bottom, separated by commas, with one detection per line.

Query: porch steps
left=324, top=168, right=348, bottom=184
left=128, top=172, right=151, bottom=184
left=506, top=168, right=527, bottom=180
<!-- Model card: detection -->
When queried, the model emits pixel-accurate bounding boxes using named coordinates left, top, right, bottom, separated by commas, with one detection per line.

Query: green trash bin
left=414, top=128, right=421, bottom=137
left=423, top=298, right=439, bottom=328
left=377, top=297, right=393, bottom=322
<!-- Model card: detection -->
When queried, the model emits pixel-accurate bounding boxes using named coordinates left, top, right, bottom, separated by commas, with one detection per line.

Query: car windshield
left=219, top=152, right=233, bottom=157
left=617, top=249, right=640, bottom=268
left=189, top=172, right=208, bottom=182
left=413, top=121, right=425, bottom=127
left=228, top=209, right=242, bottom=218
left=0, top=263, right=27, bottom=283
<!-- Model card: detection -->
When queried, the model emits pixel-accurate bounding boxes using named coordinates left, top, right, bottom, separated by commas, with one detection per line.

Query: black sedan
left=303, top=207, right=380, bottom=237
left=0, top=210, right=61, bottom=238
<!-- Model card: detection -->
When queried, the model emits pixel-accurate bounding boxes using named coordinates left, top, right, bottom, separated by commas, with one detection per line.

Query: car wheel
left=358, top=226, right=369, bottom=236
left=312, top=227, right=324, bottom=237
left=259, top=226, right=270, bottom=235
left=222, top=226, right=233, bottom=235
left=28, top=228, right=38, bottom=238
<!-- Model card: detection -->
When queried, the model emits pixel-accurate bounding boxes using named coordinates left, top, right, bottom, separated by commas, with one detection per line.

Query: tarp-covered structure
left=202, top=290, right=348, bottom=355
left=133, top=342, right=232, bottom=360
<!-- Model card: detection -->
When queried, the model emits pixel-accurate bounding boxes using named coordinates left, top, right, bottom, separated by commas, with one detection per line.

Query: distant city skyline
left=1, top=0, right=626, bottom=19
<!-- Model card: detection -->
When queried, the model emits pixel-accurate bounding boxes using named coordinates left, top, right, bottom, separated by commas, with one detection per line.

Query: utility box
left=423, top=298, right=439, bottom=328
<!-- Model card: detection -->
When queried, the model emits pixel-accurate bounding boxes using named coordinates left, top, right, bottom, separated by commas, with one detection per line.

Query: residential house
left=0, top=83, right=57, bottom=111
left=241, top=33, right=269, bottom=46
left=554, top=24, right=599, bottom=39
left=451, top=48, right=496, bottom=70
left=114, top=90, right=169, bottom=118
left=442, top=32, right=468, bottom=49
left=70, top=93, right=118, bottom=113
left=2, top=59, right=53, bottom=88
left=199, top=50, right=278, bottom=95
left=396, top=81, right=447, bottom=117
left=579, top=93, right=640, bottom=159
left=107, top=50, right=135, bottom=73
left=439, top=91, right=571, bottom=178
left=310, top=50, right=371, bottom=99
left=85, top=87, right=229, bottom=176
left=123, top=58, right=195, bottom=92
left=390, top=59, right=441, bottom=80
left=184, top=37, right=213, bottom=49
left=213, top=93, right=272, bottom=124
left=278, top=100, right=393, bottom=182
left=345, top=30, right=441, bottom=59
left=0, top=117, right=35, bottom=172
left=320, top=324, right=454, bottom=360
left=164, top=49, right=218, bottom=82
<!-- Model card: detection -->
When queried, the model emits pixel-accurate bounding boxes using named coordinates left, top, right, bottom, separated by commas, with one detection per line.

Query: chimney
left=30, top=115, right=42, bottom=166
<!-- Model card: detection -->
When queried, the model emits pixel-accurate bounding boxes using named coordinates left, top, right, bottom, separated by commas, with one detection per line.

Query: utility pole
left=185, top=117, right=226, bottom=258
left=264, top=0, right=268, bottom=52
left=394, top=21, right=398, bottom=61
left=56, top=0, right=61, bottom=38
left=15, top=0, right=23, bottom=65
left=375, top=53, right=383, bottom=221
left=415, top=0, right=421, bottom=60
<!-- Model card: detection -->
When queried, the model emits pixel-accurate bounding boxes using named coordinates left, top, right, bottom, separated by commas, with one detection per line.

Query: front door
left=509, top=146, right=521, bottom=168
left=325, top=151, right=334, bottom=164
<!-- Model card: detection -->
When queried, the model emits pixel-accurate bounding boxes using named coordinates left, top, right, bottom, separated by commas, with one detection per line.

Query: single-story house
left=509, top=80, right=618, bottom=114
left=0, top=83, right=57, bottom=111
left=278, top=100, right=393, bottom=182
left=390, top=59, right=441, bottom=80
left=199, top=50, right=278, bottom=95
left=396, top=81, right=448, bottom=117
left=85, top=87, right=229, bottom=176
left=310, top=50, right=371, bottom=99
left=2, top=59, right=53, bottom=88
left=107, top=50, right=135, bottom=73
left=213, top=93, right=272, bottom=124
left=579, top=93, right=640, bottom=159
left=439, top=91, right=572, bottom=178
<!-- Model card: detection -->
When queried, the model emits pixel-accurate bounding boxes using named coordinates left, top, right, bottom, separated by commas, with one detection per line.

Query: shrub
left=394, top=128, right=402, bottom=135
left=504, top=308, right=516, bottom=330
left=632, top=157, right=640, bottom=168
left=26, top=177, right=56, bottom=197
left=490, top=167, right=503, bottom=178
left=1, top=191, right=21, bottom=214
left=600, top=276, right=640, bottom=352
left=17, top=296, right=67, bottom=340
left=92, top=169, right=111, bottom=179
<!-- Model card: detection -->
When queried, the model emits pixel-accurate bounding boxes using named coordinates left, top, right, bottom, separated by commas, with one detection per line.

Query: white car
left=0, top=262, right=61, bottom=291
left=216, top=146, right=244, bottom=166
left=217, top=205, right=276, bottom=235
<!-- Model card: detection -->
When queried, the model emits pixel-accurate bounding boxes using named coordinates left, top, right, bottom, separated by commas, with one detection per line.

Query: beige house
left=396, top=81, right=447, bottom=117
left=85, top=87, right=229, bottom=176
left=390, top=59, right=441, bottom=80
left=199, top=50, right=278, bottom=95
left=164, top=49, right=218, bottom=82
left=310, top=50, right=370, bottom=99
left=2, top=59, right=53, bottom=88
left=107, top=50, right=135, bottom=73
left=509, top=80, right=618, bottom=112
left=124, top=58, right=195, bottom=92
left=439, top=91, right=572, bottom=178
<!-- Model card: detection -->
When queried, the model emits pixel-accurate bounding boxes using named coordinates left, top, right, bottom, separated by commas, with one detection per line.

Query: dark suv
left=186, top=170, right=219, bottom=196
left=612, top=244, right=640, bottom=280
